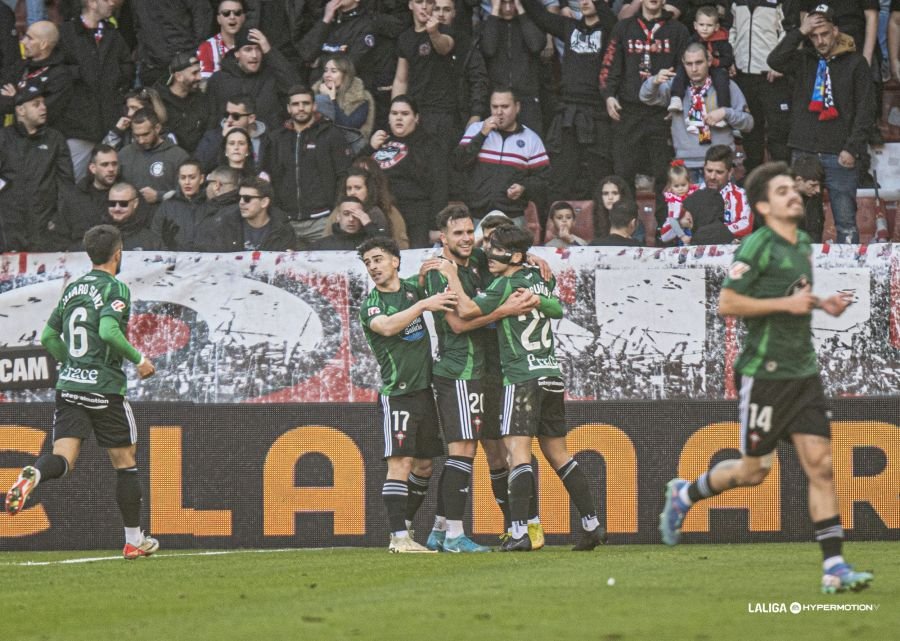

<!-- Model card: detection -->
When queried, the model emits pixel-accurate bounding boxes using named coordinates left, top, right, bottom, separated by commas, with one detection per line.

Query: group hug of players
left=3, top=162, right=875, bottom=592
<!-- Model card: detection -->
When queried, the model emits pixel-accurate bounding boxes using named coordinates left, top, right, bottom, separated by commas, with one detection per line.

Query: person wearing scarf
left=767, top=5, right=874, bottom=244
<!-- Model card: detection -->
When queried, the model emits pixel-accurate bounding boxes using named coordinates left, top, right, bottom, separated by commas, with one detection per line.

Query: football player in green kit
left=5, top=225, right=159, bottom=559
left=660, top=162, right=874, bottom=594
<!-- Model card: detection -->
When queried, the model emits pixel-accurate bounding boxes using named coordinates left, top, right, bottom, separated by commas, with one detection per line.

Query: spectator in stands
left=101, top=181, right=159, bottom=250
left=592, top=175, right=633, bottom=239
left=453, top=87, right=550, bottom=224
left=666, top=4, right=733, bottom=114
left=520, top=0, right=618, bottom=200
left=58, top=0, right=134, bottom=182
left=768, top=6, right=873, bottom=243
left=219, top=127, right=265, bottom=179
left=155, top=53, right=207, bottom=154
left=640, top=43, right=754, bottom=172
left=152, top=158, right=207, bottom=251
left=193, top=165, right=242, bottom=251
left=0, top=4, right=17, bottom=77
left=312, top=54, right=376, bottom=136
left=590, top=199, right=643, bottom=246
left=131, top=0, right=212, bottom=88
left=264, top=85, right=353, bottom=244
left=103, top=88, right=170, bottom=151
left=311, top=195, right=390, bottom=249
left=201, top=176, right=296, bottom=251
left=1, top=21, right=73, bottom=129
left=481, top=0, right=547, bottom=134
left=299, top=0, right=379, bottom=88
left=731, top=0, right=792, bottom=175
left=195, top=94, right=270, bottom=172
left=198, top=0, right=248, bottom=81
left=600, top=0, right=690, bottom=194
left=433, top=0, right=490, bottom=130
left=366, top=95, right=449, bottom=247
left=243, top=0, right=311, bottom=67
left=679, top=186, right=734, bottom=245
left=119, top=109, right=190, bottom=212
left=473, top=209, right=512, bottom=245
left=0, top=85, right=73, bottom=253
left=793, top=153, right=825, bottom=242
left=700, top=145, right=753, bottom=239
left=55, top=144, right=120, bottom=250
left=323, top=165, right=410, bottom=247
left=392, top=0, right=460, bottom=152
left=545, top=201, right=589, bottom=248
left=206, top=26, right=301, bottom=130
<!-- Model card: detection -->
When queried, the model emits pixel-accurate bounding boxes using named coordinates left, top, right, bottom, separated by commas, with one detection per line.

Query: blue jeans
left=793, top=151, right=859, bottom=244
left=2, top=0, right=48, bottom=25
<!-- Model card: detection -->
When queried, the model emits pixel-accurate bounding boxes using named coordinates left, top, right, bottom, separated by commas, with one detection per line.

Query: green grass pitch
left=1, top=542, right=896, bottom=641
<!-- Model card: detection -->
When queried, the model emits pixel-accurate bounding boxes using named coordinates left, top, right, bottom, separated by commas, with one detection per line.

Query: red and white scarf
left=686, top=76, right=712, bottom=144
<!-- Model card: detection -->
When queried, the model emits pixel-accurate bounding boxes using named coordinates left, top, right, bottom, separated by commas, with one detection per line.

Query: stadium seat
left=523, top=202, right=543, bottom=245
left=543, top=200, right=595, bottom=244
left=635, top=193, right=659, bottom=247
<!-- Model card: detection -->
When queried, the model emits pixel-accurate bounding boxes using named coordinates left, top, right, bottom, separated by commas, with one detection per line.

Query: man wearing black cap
left=131, top=0, right=212, bottom=88
left=0, top=21, right=73, bottom=128
left=155, top=52, right=207, bottom=153
left=768, top=5, right=873, bottom=244
left=206, top=25, right=301, bottom=131
left=0, top=84, right=73, bottom=252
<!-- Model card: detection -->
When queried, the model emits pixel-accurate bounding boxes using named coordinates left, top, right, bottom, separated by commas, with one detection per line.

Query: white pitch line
left=2, top=547, right=339, bottom=567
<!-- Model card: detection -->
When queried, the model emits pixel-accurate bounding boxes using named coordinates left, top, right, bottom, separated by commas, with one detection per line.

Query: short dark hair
left=226, top=94, right=256, bottom=114
left=490, top=224, right=533, bottom=256
left=744, top=161, right=793, bottom=218
left=694, top=5, right=719, bottom=22
left=490, top=85, right=519, bottom=103
left=682, top=41, right=710, bottom=61
left=436, top=204, right=472, bottom=230
left=83, top=224, right=122, bottom=265
left=337, top=195, right=364, bottom=208
left=90, top=143, right=117, bottom=164
left=239, top=176, right=272, bottom=200
left=179, top=158, right=203, bottom=173
left=131, top=107, right=160, bottom=128
left=792, top=155, right=825, bottom=182
left=218, top=0, right=245, bottom=9
left=608, top=200, right=638, bottom=230
left=390, top=94, right=419, bottom=115
left=704, top=144, right=734, bottom=170
left=208, top=165, right=240, bottom=186
left=357, top=236, right=401, bottom=261
left=548, top=201, right=575, bottom=219
left=287, top=84, right=314, bottom=101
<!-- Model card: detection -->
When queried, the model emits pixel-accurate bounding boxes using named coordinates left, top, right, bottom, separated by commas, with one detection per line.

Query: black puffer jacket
left=131, top=0, right=212, bottom=68
left=151, top=188, right=206, bottom=250
left=55, top=176, right=110, bottom=250
left=58, top=17, right=134, bottom=141
left=0, top=123, right=73, bottom=252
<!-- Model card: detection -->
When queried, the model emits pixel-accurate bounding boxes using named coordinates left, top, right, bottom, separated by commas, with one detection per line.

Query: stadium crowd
left=0, top=0, right=895, bottom=253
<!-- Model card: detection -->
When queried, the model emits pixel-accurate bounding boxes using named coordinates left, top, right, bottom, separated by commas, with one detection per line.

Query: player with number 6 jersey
left=5, top=225, right=160, bottom=560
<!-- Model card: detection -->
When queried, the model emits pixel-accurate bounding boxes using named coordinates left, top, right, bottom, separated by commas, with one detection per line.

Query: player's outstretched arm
left=818, top=291, right=854, bottom=317
left=369, top=291, right=458, bottom=337
left=719, top=285, right=818, bottom=318
left=40, top=317, right=69, bottom=363
left=446, top=289, right=539, bottom=332
left=98, top=316, right=155, bottom=379
left=537, top=293, right=563, bottom=319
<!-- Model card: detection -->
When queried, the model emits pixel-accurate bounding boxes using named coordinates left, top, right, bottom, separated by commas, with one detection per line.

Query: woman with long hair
left=365, top=95, right=447, bottom=248
left=218, top=127, right=268, bottom=180
left=324, top=166, right=409, bottom=248
left=591, top=175, right=633, bottom=240
left=312, top=55, right=376, bottom=137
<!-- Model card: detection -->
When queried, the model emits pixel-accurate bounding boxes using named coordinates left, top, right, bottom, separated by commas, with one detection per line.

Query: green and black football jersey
left=424, top=257, right=490, bottom=380
left=474, top=267, right=561, bottom=385
left=722, top=226, right=818, bottom=379
left=360, top=277, right=432, bottom=396
left=46, top=270, right=133, bottom=395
